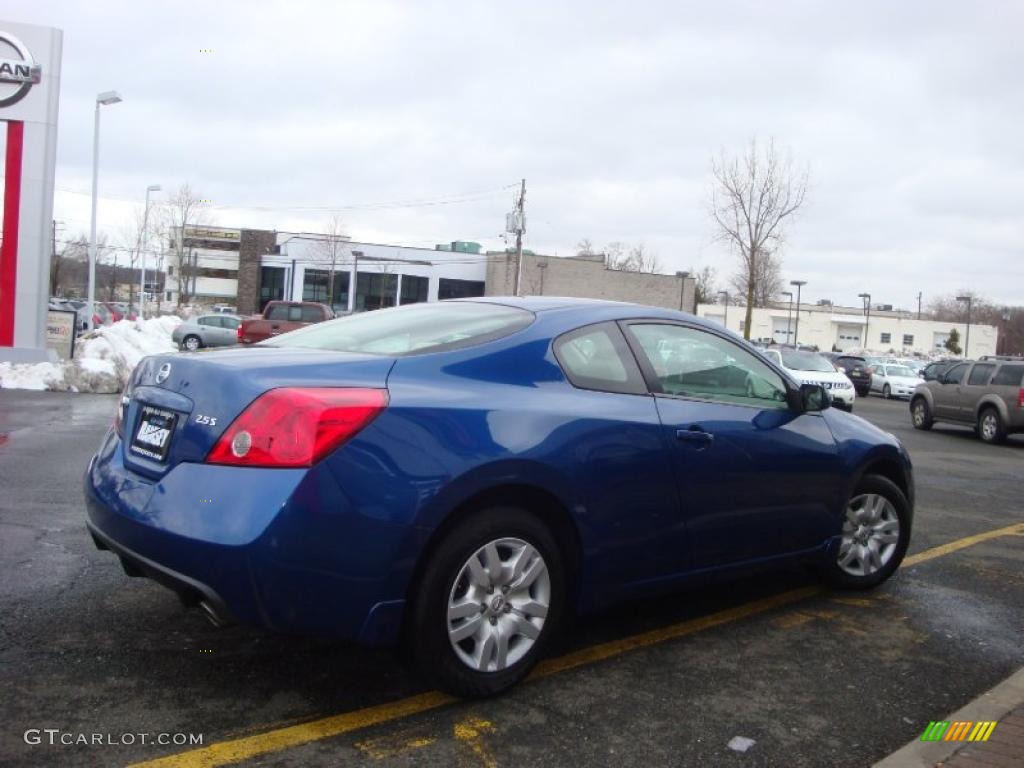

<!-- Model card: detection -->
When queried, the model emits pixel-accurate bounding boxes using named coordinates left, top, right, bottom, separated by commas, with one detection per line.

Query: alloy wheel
left=447, top=537, right=550, bottom=672
left=912, top=402, right=926, bottom=426
left=981, top=412, right=998, bottom=441
left=838, top=494, right=900, bottom=577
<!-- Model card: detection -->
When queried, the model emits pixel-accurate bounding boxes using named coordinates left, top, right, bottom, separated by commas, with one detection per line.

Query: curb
left=873, top=666, right=1024, bottom=767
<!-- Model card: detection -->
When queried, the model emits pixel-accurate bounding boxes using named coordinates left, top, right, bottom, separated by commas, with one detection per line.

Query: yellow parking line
left=902, top=522, right=1024, bottom=567
left=129, top=520, right=1024, bottom=768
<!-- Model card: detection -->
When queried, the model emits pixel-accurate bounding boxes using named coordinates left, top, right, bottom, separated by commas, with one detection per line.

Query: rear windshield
left=268, top=301, right=534, bottom=355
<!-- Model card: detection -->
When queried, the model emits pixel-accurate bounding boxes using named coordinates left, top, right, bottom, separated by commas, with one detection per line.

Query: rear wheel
left=820, top=474, right=910, bottom=590
left=407, top=507, right=565, bottom=698
left=977, top=407, right=1006, bottom=445
left=182, top=335, right=201, bottom=352
left=910, top=398, right=933, bottom=430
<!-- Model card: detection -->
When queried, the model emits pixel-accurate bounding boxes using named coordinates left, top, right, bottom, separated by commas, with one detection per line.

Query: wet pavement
left=0, top=390, right=1021, bottom=767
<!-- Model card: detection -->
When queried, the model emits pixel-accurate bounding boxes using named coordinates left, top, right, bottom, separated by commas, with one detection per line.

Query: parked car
left=922, top=359, right=959, bottom=382
left=762, top=347, right=857, bottom=411
left=910, top=359, right=1024, bottom=444
left=212, top=304, right=238, bottom=314
left=832, top=355, right=873, bottom=397
left=869, top=364, right=920, bottom=400
left=237, top=301, right=333, bottom=344
left=172, top=314, right=242, bottom=351
left=85, top=298, right=913, bottom=696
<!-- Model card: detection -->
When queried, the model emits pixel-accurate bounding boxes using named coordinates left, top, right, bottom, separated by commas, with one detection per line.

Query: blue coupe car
left=85, top=297, right=913, bottom=697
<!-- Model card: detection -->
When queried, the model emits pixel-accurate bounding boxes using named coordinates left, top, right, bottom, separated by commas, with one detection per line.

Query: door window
left=198, top=316, right=222, bottom=327
left=967, top=363, right=995, bottom=386
left=553, top=323, right=647, bottom=395
left=221, top=317, right=240, bottom=330
left=266, top=304, right=289, bottom=320
left=944, top=363, right=969, bottom=384
left=626, top=323, right=789, bottom=408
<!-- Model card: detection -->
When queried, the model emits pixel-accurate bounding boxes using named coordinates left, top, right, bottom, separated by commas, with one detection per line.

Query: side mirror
left=800, top=383, right=830, bottom=412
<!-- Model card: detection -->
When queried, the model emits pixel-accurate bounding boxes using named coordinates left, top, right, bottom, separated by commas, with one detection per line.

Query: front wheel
left=182, top=335, right=201, bottom=352
left=820, top=474, right=910, bottom=590
left=910, top=398, right=933, bottom=430
left=882, top=384, right=891, bottom=399
left=407, top=507, right=565, bottom=698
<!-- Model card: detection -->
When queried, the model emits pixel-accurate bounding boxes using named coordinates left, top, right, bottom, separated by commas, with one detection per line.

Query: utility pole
left=917, top=292, right=922, bottom=320
left=512, top=179, right=526, bottom=296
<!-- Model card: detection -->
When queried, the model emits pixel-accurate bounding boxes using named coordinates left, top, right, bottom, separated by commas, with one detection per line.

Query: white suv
left=763, top=348, right=857, bottom=411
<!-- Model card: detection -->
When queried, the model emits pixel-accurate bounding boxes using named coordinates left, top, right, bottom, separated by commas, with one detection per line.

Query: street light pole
left=139, top=184, right=161, bottom=320
left=858, top=292, right=872, bottom=351
left=782, top=291, right=793, bottom=345
left=87, top=91, right=123, bottom=331
left=790, top=280, right=807, bottom=346
left=718, top=291, right=730, bottom=329
left=956, top=295, right=973, bottom=358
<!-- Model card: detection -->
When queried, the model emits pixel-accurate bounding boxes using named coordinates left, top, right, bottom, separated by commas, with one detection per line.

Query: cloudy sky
left=15, top=0, right=1024, bottom=309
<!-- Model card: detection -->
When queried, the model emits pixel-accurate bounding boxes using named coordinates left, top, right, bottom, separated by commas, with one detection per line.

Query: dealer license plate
left=130, top=406, right=178, bottom=462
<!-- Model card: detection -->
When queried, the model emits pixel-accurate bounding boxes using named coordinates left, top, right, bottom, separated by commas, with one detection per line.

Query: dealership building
left=164, top=225, right=698, bottom=316
left=696, top=302, right=998, bottom=357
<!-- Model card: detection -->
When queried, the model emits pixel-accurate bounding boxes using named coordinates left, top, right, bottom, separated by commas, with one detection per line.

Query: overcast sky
left=14, top=0, right=1024, bottom=309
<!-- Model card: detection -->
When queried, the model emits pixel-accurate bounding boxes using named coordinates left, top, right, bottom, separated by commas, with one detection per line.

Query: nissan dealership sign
left=0, top=21, right=62, bottom=363
left=0, top=30, right=42, bottom=107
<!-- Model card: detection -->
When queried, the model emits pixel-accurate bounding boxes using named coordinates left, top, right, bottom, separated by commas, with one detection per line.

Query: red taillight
left=1018, top=387, right=1024, bottom=408
left=206, top=388, right=388, bottom=467
left=236, top=324, right=243, bottom=340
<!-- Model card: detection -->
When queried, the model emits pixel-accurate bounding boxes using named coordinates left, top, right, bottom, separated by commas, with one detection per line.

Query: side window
left=266, top=304, right=289, bottom=320
left=626, top=323, right=789, bottom=409
left=992, top=364, right=1024, bottom=386
left=553, top=323, right=647, bottom=395
left=221, top=317, right=240, bottom=330
left=967, top=363, right=995, bottom=386
left=944, top=363, right=969, bottom=384
left=198, top=316, right=221, bottom=327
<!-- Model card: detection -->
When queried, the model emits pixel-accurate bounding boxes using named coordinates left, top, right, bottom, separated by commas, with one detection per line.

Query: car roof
left=456, top=295, right=716, bottom=328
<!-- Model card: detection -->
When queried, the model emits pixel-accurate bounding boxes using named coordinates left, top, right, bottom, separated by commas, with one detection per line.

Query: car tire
left=182, top=335, right=201, bottom=352
left=407, top=507, right=565, bottom=698
left=910, top=398, right=933, bottom=430
left=819, top=474, right=910, bottom=591
left=977, top=407, right=1006, bottom=445
left=882, top=384, right=891, bottom=399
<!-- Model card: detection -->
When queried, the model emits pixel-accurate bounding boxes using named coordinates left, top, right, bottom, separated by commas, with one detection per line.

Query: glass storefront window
left=400, top=275, right=429, bottom=305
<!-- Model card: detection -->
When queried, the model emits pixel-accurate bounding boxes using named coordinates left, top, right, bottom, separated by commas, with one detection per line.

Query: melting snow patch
left=0, top=316, right=181, bottom=394
left=727, top=736, right=756, bottom=753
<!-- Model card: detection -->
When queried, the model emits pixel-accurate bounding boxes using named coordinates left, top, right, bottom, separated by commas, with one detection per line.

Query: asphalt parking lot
left=1, top=390, right=1021, bottom=768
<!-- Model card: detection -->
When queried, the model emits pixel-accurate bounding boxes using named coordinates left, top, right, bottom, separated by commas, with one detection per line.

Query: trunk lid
left=121, top=346, right=396, bottom=479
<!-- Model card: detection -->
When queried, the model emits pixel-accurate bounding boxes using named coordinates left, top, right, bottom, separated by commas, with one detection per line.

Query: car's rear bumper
left=84, top=429, right=413, bottom=645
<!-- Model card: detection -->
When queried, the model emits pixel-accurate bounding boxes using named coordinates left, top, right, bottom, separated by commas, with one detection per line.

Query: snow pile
left=0, top=316, right=181, bottom=393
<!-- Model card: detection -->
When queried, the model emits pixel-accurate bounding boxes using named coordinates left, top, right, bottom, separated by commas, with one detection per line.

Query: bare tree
left=575, top=238, right=596, bottom=257
left=605, top=242, right=663, bottom=273
left=690, top=265, right=719, bottom=305
left=50, top=234, right=89, bottom=296
left=159, top=184, right=213, bottom=307
left=710, top=138, right=808, bottom=338
left=728, top=248, right=785, bottom=308
left=117, top=205, right=154, bottom=312
left=311, top=214, right=350, bottom=309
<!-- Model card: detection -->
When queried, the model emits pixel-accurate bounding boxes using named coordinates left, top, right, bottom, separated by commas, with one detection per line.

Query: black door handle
left=676, top=426, right=714, bottom=449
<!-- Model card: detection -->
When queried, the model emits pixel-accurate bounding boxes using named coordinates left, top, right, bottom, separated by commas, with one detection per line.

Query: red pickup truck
left=237, top=301, right=334, bottom=344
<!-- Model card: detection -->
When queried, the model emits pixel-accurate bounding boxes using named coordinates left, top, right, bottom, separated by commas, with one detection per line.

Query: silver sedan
left=172, top=314, right=241, bottom=351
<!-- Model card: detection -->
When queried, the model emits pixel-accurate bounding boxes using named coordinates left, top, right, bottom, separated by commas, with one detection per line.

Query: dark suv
left=910, top=358, right=1024, bottom=444
left=833, top=355, right=873, bottom=396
